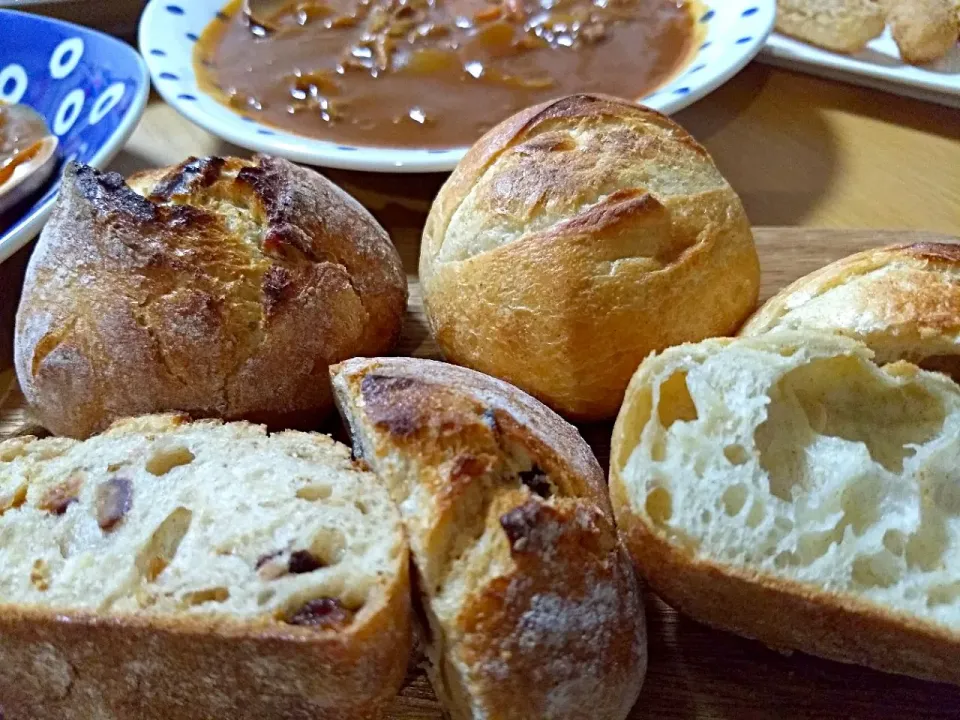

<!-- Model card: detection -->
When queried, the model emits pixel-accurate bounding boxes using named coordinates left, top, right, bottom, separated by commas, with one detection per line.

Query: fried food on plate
left=885, top=0, right=960, bottom=64
left=776, top=0, right=886, bottom=53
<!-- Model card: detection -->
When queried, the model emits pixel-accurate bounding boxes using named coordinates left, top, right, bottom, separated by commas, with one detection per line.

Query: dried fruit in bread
left=0, top=413, right=411, bottom=720
left=332, top=357, right=647, bottom=720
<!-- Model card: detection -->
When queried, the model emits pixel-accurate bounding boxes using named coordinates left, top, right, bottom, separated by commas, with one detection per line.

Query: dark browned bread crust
left=331, top=357, right=647, bottom=720
left=14, top=156, right=407, bottom=438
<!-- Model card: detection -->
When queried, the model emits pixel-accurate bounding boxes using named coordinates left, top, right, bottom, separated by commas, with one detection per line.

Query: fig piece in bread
left=15, top=156, right=407, bottom=438
left=611, top=332, right=960, bottom=686
left=331, top=357, right=647, bottom=720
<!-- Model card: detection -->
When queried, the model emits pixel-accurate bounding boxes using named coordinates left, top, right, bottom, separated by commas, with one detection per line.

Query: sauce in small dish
left=0, top=102, right=59, bottom=223
left=195, top=0, right=698, bottom=148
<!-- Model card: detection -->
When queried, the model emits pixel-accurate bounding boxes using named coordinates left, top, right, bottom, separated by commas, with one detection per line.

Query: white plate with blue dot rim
left=761, top=28, right=960, bottom=110
left=139, top=0, right=775, bottom=173
left=0, top=10, right=150, bottom=264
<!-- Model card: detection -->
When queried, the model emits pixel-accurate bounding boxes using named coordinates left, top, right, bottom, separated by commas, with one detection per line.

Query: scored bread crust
left=331, top=357, right=647, bottom=720
left=14, top=156, right=408, bottom=438
left=420, top=93, right=759, bottom=421
left=740, top=242, right=960, bottom=379
left=610, top=333, right=960, bottom=685
left=0, top=414, right=412, bottom=720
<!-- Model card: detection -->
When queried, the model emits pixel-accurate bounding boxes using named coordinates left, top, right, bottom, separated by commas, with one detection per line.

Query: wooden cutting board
left=2, top=227, right=960, bottom=719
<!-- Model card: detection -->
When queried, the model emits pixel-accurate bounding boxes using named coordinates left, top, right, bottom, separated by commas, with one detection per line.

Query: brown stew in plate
left=195, top=0, right=698, bottom=148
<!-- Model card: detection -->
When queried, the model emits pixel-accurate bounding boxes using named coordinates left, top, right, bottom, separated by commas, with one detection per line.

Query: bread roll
left=775, top=0, right=886, bottom=53
left=885, top=0, right=959, bottom=64
left=420, top=94, right=760, bottom=421
left=740, top=242, right=960, bottom=380
left=0, top=413, right=411, bottom=719
left=15, top=156, right=408, bottom=438
left=610, top=332, right=960, bottom=685
left=331, top=357, right=647, bottom=720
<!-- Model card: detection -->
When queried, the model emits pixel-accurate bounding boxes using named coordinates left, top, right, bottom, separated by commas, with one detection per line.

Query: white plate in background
left=139, top=0, right=776, bottom=173
left=761, top=30, right=960, bottom=109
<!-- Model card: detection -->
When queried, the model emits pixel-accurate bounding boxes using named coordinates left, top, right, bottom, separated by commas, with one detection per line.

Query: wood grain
left=672, top=65, right=960, bottom=233
left=3, top=227, right=960, bottom=719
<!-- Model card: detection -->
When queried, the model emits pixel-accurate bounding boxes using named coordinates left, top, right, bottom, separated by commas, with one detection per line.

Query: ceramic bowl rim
left=138, top=0, right=776, bottom=173
left=0, top=9, right=151, bottom=264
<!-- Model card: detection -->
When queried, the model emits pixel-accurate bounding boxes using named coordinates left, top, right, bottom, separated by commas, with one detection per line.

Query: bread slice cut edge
left=332, top=356, right=648, bottom=720
left=610, top=332, right=960, bottom=685
left=0, top=412, right=412, bottom=720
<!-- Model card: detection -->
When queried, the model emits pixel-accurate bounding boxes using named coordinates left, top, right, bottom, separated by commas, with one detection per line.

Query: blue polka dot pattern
left=138, top=0, right=776, bottom=172
left=0, top=6, right=148, bottom=257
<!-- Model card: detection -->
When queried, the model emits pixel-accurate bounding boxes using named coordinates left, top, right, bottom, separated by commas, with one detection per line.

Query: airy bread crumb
left=612, top=332, right=960, bottom=684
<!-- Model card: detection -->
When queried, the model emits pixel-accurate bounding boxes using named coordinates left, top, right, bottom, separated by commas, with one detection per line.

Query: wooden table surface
left=3, top=62, right=960, bottom=718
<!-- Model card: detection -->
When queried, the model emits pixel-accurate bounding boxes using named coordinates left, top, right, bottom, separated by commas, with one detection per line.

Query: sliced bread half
left=0, top=413, right=411, bottom=720
left=611, top=332, right=960, bottom=685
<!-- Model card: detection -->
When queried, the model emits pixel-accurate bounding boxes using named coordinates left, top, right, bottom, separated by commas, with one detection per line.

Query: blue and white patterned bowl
left=0, top=10, right=149, bottom=263
left=140, top=0, right=775, bottom=173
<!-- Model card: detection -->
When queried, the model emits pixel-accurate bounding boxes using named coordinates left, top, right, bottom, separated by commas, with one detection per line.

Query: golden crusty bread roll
left=15, top=156, right=407, bottom=438
left=740, top=242, right=960, bottom=380
left=420, top=94, right=760, bottom=421
left=331, top=357, right=646, bottom=720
